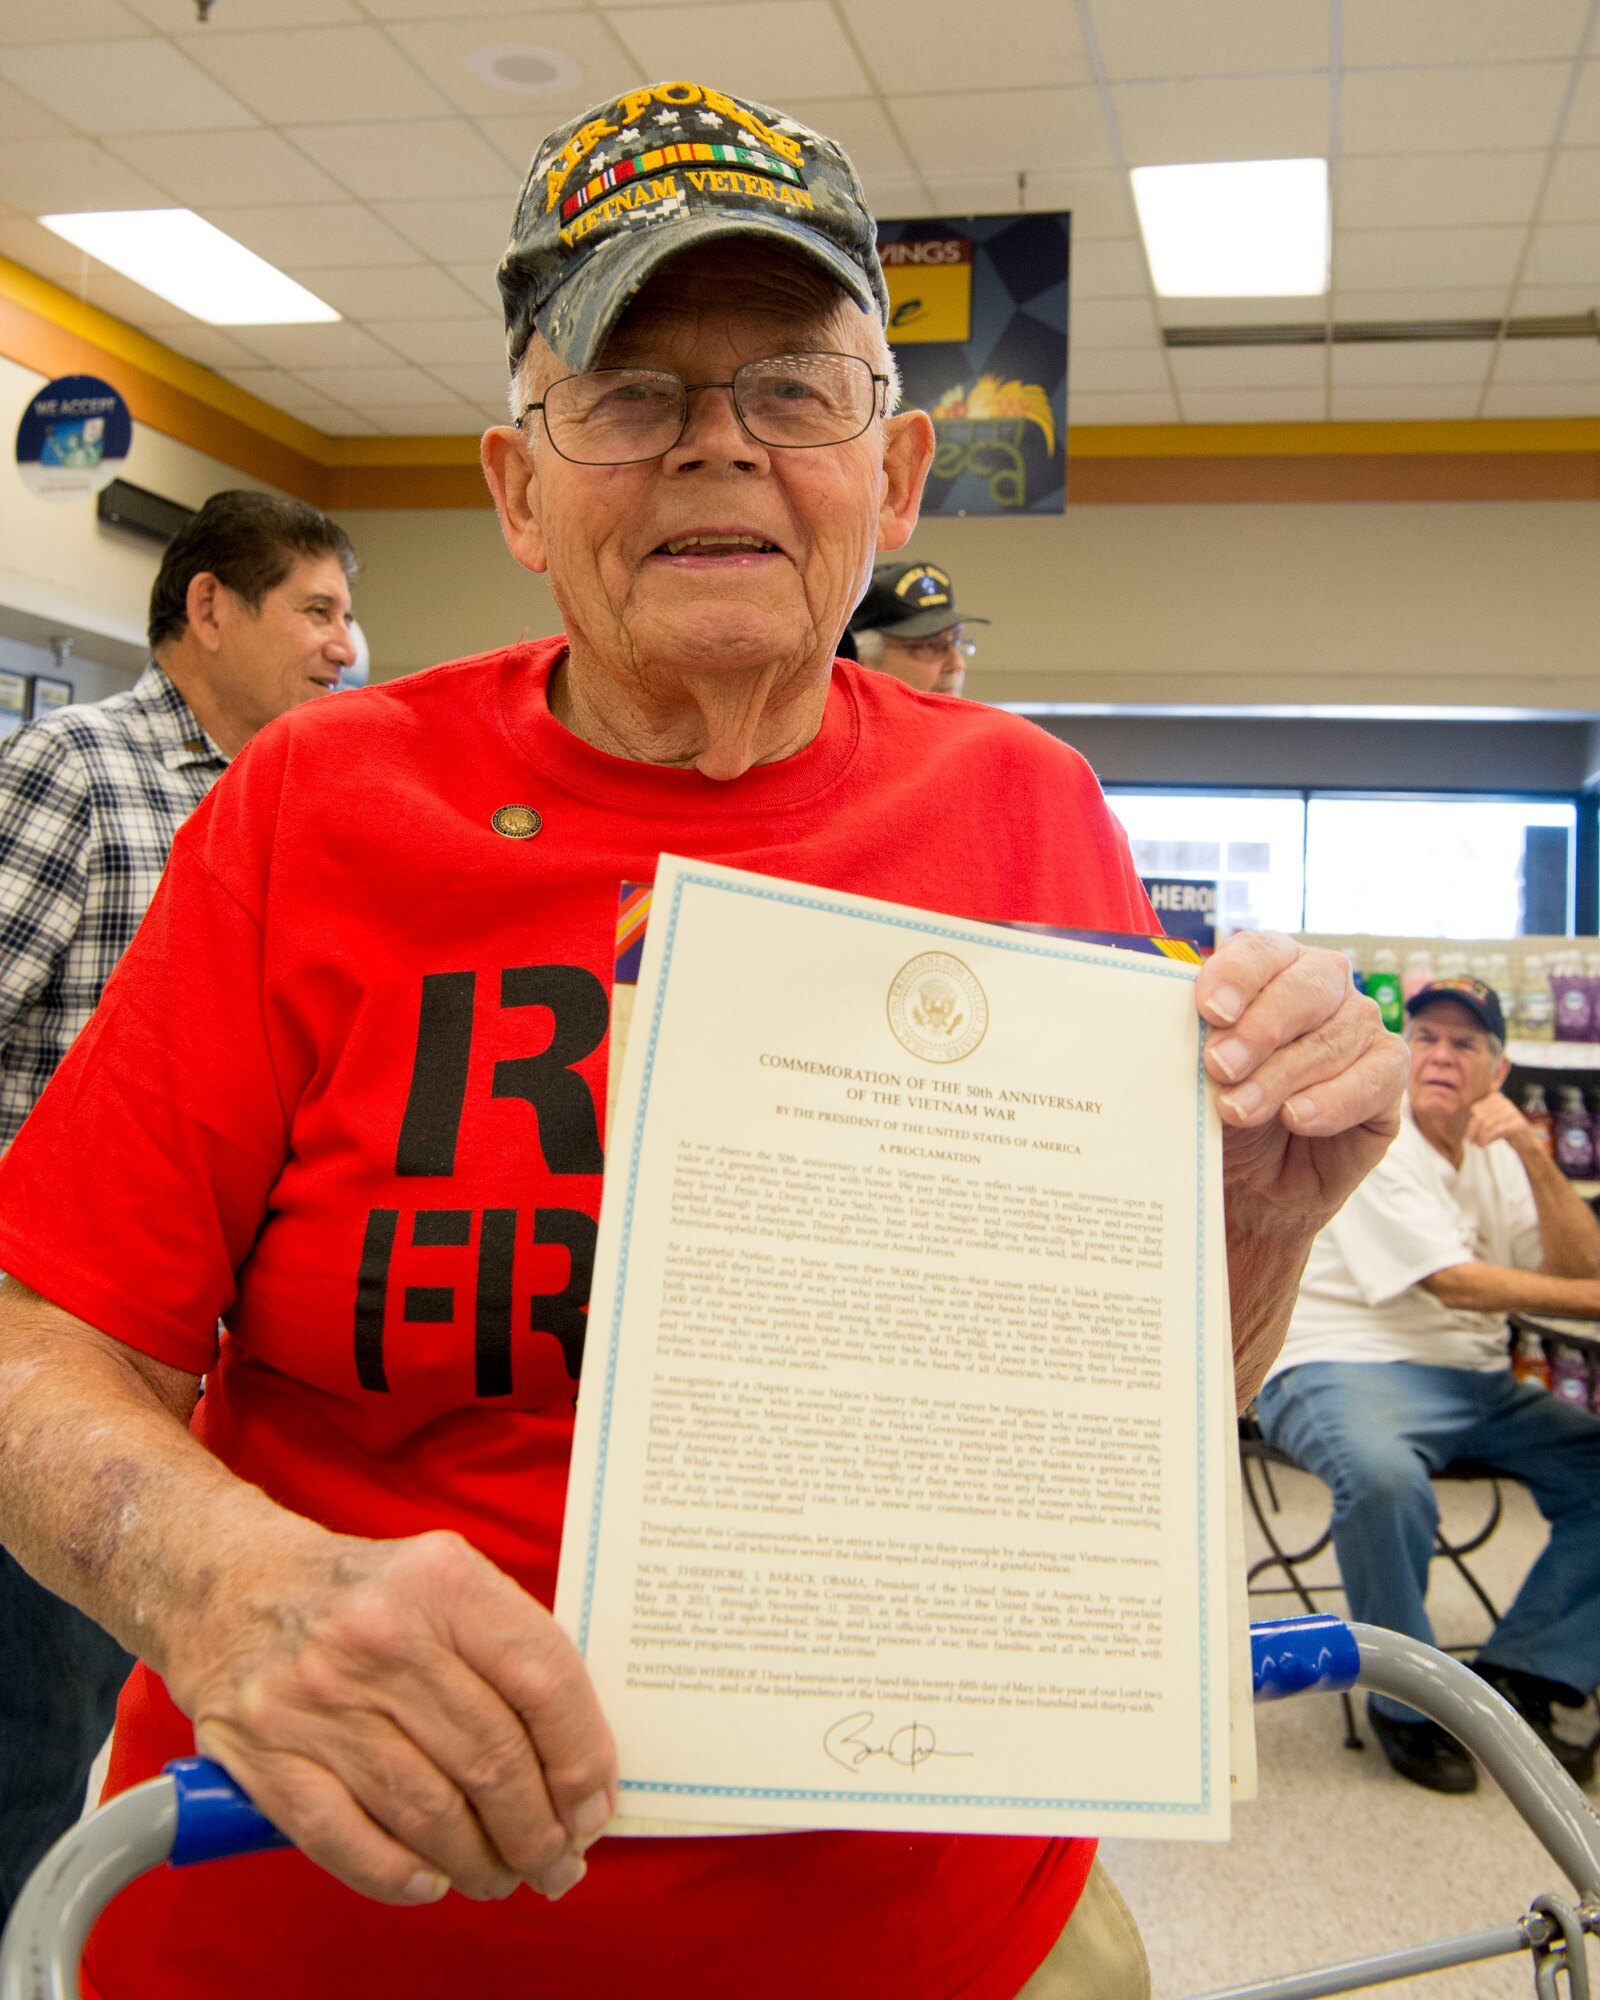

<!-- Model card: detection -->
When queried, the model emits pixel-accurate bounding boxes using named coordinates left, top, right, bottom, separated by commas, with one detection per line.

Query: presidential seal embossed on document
left=887, top=952, right=988, bottom=1063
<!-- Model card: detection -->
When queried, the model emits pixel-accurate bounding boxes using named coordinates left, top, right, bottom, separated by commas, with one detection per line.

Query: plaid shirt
left=0, top=665, right=227, bottom=1147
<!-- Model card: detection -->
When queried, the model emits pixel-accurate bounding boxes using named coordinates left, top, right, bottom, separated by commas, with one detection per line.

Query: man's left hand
left=1194, top=931, right=1409, bottom=1399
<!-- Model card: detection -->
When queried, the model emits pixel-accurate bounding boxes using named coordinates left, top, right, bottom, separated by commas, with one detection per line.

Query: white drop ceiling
left=0, top=0, right=1597, bottom=435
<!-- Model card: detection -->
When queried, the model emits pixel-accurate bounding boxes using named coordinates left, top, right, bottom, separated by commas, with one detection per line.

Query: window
left=1106, top=790, right=1306, bottom=935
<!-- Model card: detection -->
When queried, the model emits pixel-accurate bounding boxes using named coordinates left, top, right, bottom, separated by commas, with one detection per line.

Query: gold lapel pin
left=491, top=805, right=543, bottom=840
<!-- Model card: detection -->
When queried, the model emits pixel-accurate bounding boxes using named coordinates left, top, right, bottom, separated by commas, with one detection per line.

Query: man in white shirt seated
left=1256, top=976, right=1600, bottom=1794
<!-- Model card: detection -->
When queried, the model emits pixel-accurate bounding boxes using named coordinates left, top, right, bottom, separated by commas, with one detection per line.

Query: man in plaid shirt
left=0, top=486, right=357, bottom=1918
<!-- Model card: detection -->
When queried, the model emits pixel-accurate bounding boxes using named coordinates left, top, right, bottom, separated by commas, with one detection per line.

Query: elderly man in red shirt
left=0, top=82, right=1404, bottom=2000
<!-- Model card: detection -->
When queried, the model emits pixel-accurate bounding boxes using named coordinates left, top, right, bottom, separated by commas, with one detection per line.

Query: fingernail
left=1209, top=1036, right=1250, bottom=1082
left=541, top=1853, right=587, bottom=1902
left=1206, top=983, right=1244, bottom=1026
left=1285, top=1095, right=1318, bottom=1127
left=570, top=1790, right=611, bottom=1841
left=403, top=1870, right=450, bottom=1905
left=1221, top=1081, right=1263, bottom=1119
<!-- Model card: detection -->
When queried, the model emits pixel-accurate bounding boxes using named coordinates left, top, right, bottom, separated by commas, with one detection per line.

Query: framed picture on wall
left=29, top=675, right=73, bottom=719
left=0, top=671, right=26, bottom=739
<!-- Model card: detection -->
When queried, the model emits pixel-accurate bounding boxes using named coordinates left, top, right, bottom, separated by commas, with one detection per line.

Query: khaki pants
left=1014, top=1861, right=1151, bottom=2000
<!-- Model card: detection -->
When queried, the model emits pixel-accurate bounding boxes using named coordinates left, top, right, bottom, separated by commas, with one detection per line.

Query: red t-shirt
left=0, top=642, right=1152, bottom=2000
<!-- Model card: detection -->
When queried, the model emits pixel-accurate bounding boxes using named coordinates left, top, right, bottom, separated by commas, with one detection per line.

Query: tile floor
left=1101, top=1457, right=1600, bottom=1998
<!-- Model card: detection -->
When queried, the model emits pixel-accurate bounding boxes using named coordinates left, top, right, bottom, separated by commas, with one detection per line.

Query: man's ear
left=183, top=572, right=228, bottom=656
left=876, top=410, right=935, bottom=554
left=481, top=426, right=550, bottom=576
left=1492, top=1052, right=1513, bottom=1093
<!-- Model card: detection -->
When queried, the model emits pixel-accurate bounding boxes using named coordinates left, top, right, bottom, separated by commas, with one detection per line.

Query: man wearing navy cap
left=1259, top=977, right=1600, bottom=1794
left=849, top=557, right=988, bottom=697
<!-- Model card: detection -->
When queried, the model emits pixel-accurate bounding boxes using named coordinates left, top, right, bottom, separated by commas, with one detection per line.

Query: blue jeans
left=1256, top=1361, right=1600, bottom=1724
left=0, top=1549, right=131, bottom=1925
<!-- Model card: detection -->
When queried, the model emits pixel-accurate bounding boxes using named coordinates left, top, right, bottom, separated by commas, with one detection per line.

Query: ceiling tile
left=1069, top=297, right=1160, bottom=350
left=226, top=320, right=401, bottom=367
left=288, top=118, right=517, bottom=201
left=848, top=0, right=1089, bottom=93
left=353, top=399, right=483, bottom=433
left=0, top=74, right=68, bottom=140
left=0, top=1, right=149, bottom=43
left=773, top=98, right=914, bottom=184
left=445, top=259, right=507, bottom=310
left=1340, top=64, right=1570, bottom=155
left=1481, top=381, right=1600, bottom=416
left=70, top=265, right=194, bottom=324
left=375, top=196, right=513, bottom=262
left=428, top=359, right=511, bottom=405
left=0, top=38, right=255, bottom=134
left=300, top=263, right=483, bottom=319
left=868, top=183, right=940, bottom=220
left=922, top=169, right=1135, bottom=236
left=1159, top=294, right=1329, bottom=326
left=222, top=366, right=357, bottom=423
left=1513, top=283, right=1600, bottom=314
left=125, top=0, right=363, bottom=27
left=386, top=11, right=636, bottom=122
left=1069, top=348, right=1171, bottom=392
left=1331, top=285, right=1512, bottom=320
left=1522, top=223, right=1600, bottom=286
left=1542, top=148, right=1600, bottom=223
left=1336, top=151, right=1545, bottom=231
left=1567, top=63, right=1600, bottom=145
left=368, top=318, right=504, bottom=367
left=184, top=25, right=447, bottom=125
left=1112, top=73, right=1329, bottom=165
left=1179, top=387, right=1328, bottom=422
left=1491, top=338, right=1600, bottom=383
left=1093, top=0, right=1330, bottom=82
left=105, top=130, right=345, bottom=206
left=1334, top=225, right=1524, bottom=291
left=1168, top=345, right=1327, bottom=390
left=0, top=214, right=93, bottom=282
left=300, top=362, right=456, bottom=404
left=1342, top=0, right=1592, bottom=67
left=604, top=3, right=869, bottom=101
left=202, top=202, right=423, bottom=269
left=155, top=323, right=269, bottom=370
left=1069, top=237, right=1151, bottom=298
left=892, top=88, right=1114, bottom=177
left=358, top=0, right=578, bottom=16
left=1067, top=387, right=1178, bottom=423
left=1330, top=339, right=1493, bottom=386
left=0, top=135, right=167, bottom=211
left=1328, top=383, right=1481, bottom=418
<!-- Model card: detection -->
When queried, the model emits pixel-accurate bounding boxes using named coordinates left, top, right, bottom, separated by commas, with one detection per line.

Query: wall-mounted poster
left=877, top=213, right=1070, bottom=516
left=29, top=675, right=73, bottom=719
left=0, top=671, right=26, bottom=739
left=15, top=374, right=132, bottom=502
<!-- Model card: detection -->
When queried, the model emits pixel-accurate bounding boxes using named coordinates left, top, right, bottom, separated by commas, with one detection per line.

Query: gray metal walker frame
left=2, top=1615, right=1596, bottom=1999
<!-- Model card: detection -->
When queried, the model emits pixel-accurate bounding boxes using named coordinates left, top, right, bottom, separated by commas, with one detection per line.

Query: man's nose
left=328, top=615, right=358, bottom=666
left=664, top=384, right=768, bottom=470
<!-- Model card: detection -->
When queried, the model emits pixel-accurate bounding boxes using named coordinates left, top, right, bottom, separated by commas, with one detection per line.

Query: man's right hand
left=1466, top=1091, right=1540, bottom=1156
left=167, top=1523, right=617, bottom=1907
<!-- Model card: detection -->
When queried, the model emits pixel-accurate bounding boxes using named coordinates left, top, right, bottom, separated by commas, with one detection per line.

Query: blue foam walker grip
left=1250, top=1614, right=1361, bottom=1702
left=166, top=1757, right=293, bottom=1866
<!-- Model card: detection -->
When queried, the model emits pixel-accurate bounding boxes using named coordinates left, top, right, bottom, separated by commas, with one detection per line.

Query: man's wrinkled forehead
left=1407, top=1001, right=1493, bottom=1046
left=597, top=242, right=859, bottom=363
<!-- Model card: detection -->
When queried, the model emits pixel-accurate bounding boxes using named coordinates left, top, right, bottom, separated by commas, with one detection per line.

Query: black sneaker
left=1473, top=1663, right=1597, bottom=1786
left=1366, top=1696, right=1478, bottom=1793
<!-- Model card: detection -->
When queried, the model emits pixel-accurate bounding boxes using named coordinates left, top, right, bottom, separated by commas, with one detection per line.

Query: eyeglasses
left=515, top=352, right=891, bottom=466
left=884, top=632, right=977, bottom=665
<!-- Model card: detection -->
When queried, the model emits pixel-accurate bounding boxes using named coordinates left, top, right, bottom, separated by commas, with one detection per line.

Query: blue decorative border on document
left=579, top=868, right=1214, bottom=1816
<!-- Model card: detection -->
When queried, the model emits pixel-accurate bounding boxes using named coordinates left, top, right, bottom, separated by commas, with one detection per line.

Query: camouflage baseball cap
left=497, top=80, right=891, bottom=372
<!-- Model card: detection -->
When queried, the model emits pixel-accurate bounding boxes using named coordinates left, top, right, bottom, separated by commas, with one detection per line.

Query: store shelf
left=1506, top=1040, right=1600, bottom=1071
left=1569, top=1181, right=1600, bottom=1200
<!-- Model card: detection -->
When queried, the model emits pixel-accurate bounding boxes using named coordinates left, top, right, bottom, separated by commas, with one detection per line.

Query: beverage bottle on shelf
left=1555, top=1088, right=1596, bottom=1179
left=1402, top=949, right=1435, bottom=1002
left=1553, top=951, right=1592, bottom=1041
left=1587, top=1089, right=1600, bottom=1168
left=1519, top=955, right=1554, bottom=1041
left=1363, top=947, right=1404, bottom=1034
left=1522, top=1083, right=1555, bottom=1157
left=1550, top=1341, right=1591, bottom=1408
left=1436, top=946, right=1470, bottom=982
left=1585, top=952, right=1600, bottom=1042
left=1486, top=951, right=1511, bottom=1003
left=1511, top=1329, right=1552, bottom=1391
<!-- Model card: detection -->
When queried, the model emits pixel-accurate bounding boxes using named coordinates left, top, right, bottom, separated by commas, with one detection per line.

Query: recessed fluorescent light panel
left=1131, top=158, right=1329, bottom=298
left=38, top=210, right=339, bottom=325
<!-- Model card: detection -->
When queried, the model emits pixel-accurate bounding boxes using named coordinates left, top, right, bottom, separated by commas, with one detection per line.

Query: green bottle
left=1363, top=947, right=1404, bottom=1034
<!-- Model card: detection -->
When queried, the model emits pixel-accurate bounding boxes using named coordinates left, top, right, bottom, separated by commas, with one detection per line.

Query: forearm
left=0, top=1281, right=325, bottom=1684
left=1421, top=1259, right=1600, bottom=1316
left=1518, top=1145, right=1600, bottom=1276
left=1227, top=1218, right=1317, bottom=1411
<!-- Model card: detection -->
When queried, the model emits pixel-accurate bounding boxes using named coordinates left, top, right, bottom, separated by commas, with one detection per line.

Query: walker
left=3, top=1616, right=1596, bottom=1999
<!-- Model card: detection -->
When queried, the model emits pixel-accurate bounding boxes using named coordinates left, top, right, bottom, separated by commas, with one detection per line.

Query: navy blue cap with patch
left=1406, top=977, right=1506, bottom=1043
left=850, top=559, right=991, bottom=640
left=498, top=81, right=891, bottom=372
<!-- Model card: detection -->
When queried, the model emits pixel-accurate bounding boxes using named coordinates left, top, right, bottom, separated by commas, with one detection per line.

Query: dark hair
left=147, top=490, right=357, bottom=651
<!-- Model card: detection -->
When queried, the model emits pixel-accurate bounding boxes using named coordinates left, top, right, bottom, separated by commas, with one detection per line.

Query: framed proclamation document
left=556, top=855, right=1235, bottom=1841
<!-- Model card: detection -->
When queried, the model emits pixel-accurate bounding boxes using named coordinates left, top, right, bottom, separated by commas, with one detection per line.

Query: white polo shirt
left=1266, top=1104, right=1543, bottom=1379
